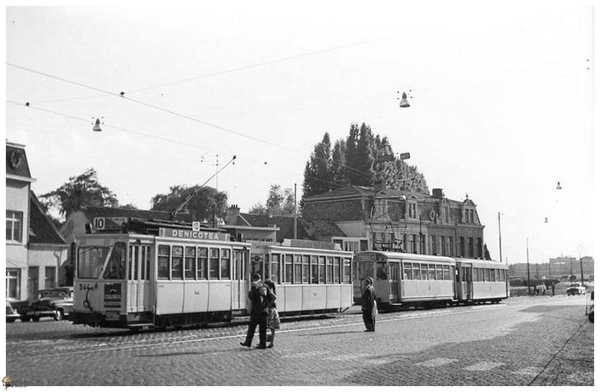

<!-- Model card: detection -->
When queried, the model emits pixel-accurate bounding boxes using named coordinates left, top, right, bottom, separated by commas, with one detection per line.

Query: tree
left=249, top=185, right=296, bottom=216
left=150, top=185, right=228, bottom=224
left=302, top=133, right=334, bottom=201
left=345, top=123, right=375, bottom=186
left=39, top=168, right=119, bottom=222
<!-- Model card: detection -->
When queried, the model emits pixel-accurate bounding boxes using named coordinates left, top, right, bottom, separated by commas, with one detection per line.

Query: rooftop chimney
left=432, top=188, right=444, bottom=199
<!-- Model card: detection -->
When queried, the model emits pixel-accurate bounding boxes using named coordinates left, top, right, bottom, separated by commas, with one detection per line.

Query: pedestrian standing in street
left=240, top=273, right=268, bottom=349
left=362, top=277, right=377, bottom=332
left=264, top=279, right=280, bottom=349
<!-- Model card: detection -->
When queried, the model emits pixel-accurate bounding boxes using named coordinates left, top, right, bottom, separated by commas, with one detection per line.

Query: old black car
left=12, top=287, right=73, bottom=322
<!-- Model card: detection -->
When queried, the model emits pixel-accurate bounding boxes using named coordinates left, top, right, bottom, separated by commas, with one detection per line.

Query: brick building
left=302, top=185, right=487, bottom=258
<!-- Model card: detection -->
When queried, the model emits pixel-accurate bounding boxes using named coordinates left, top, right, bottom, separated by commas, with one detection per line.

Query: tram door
left=127, top=244, right=152, bottom=313
left=232, top=249, right=248, bottom=310
left=457, top=264, right=473, bottom=301
left=388, top=262, right=400, bottom=302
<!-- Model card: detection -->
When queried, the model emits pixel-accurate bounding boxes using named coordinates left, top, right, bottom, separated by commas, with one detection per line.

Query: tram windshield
left=77, top=246, right=110, bottom=279
left=103, top=242, right=127, bottom=280
left=357, top=262, right=374, bottom=281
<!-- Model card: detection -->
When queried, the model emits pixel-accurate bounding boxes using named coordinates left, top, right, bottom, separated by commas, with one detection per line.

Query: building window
left=6, top=269, right=20, bottom=299
left=431, top=235, right=437, bottom=255
left=440, top=236, right=446, bottom=256
left=28, top=266, right=39, bottom=296
left=6, top=210, right=23, bottom=242
left=45, top=267, right=56, bottom=289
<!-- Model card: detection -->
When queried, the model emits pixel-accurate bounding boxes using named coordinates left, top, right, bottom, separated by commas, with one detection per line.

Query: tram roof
left=357, top=251, right=456, bottom=263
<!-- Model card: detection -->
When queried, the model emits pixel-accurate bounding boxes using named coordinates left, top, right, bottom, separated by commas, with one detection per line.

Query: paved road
left=3, top=295, right=593, bottom=386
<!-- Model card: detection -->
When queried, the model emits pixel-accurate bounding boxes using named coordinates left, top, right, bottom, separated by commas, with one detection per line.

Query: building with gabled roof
left=6, top=141, right=69, bottom=300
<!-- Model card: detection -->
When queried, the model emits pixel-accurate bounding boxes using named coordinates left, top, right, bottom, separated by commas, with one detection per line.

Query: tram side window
left=403, top=263, right=413, bottom=280
left=142, top=246, right=150, bottom=281
left=421, top=264, right=429, bottom=280
left=302, top=255, right=310, bottom=283
left=490, top=269, right=496, bottom=282
left=343, top=258, right=351, bottom=283
left=185, top=247, right=196, bottom=279
left=284, top=255, right=293, bottom=283
left=443, top=265, right=450, bottom=280
left=171, top=246, right=183, bottom=280
left=103, top=242, right=127, bottom=280
left=128, top=246, right=137, bottom=280
left=311, top=256, right=319, bottom=284
left=334, top=257, right=341, bottom=283
left=326, top=257, right=333, bottom=284
left=436, top=265, right=443, bottom=280
left=318, top=256, right=326, bottom=284
left=429, top=264, right=436, bottom=280
left=294, top=255, right=302, bottom=284
left=197, top=247, right=208, bottom=280
left=271, top=254, right=280, bottom=284
left=413, top=263, right=421, bottom=280
left=209, top=248, right=220, bottom=279
left=485, top=268, right=490, bottom=282
left=221, top=248, right=231, bottom=279
left=158, top=245, right=170, bottom=280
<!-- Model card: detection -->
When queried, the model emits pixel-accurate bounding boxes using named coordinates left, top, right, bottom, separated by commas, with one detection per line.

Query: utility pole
left=498, top=212, right=503, bottom=264
left=526, top=238, right=531, bottom=295
left=294, top=183, right=297, bottom=240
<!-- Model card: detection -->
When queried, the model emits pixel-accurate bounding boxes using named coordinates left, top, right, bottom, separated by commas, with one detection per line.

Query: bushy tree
left=39, top=168, right=119, bottom=222
left=150, top=185, right=227, bottom=223
left=249, top=185, right=296, bottom=216
left=300, top=122, right=430, bottom=205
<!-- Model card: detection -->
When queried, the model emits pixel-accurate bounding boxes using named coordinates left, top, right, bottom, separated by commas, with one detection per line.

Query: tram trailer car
left=72, top=221, right=354, bottom=331
left=354, top=251, right=508, bottom=310
left=249, top=242, right=354, bottom=315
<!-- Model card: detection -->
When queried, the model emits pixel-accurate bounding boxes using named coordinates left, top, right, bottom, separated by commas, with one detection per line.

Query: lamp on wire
left=556, top=181, right=562, bottom=190
left=398, top=91, right=410, bottom=108
left=92, top=117, right=103, bottom=132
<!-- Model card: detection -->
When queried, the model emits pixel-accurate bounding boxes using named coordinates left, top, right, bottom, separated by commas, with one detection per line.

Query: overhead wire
left=7, top=62, right=375, bottom=179
left=126, top=35, right=392, bottom=94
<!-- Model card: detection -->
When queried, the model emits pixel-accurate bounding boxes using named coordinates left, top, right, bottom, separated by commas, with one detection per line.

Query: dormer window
left=408, top=202, right=417, bottom=219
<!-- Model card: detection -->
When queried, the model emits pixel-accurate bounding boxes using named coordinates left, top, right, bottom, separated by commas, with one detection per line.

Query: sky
left=4, top=1, right=597, bottom=267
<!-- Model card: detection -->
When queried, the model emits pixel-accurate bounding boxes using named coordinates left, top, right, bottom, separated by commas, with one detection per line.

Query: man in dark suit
left=240, top=273, right=268, bottom=349
left=362, top=277, right=377, bottom=332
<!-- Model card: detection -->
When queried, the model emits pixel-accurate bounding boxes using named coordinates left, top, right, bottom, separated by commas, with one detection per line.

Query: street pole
left=294, top=183, right=297, bottom=240
left=580, top=257, right=585, bottom=286
left=498, top=212, right=503, bottom=263
left=526, top=238, right=531, bottom=295
left=419, top=217, right=423, bottom=254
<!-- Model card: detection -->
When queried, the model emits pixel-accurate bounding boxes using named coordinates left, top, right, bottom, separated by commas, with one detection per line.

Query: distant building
left=6, top=142, right=68, bottom=300
left=301, top=185, right=487, bottom=258
left=509, top=256, right=595, bottom=281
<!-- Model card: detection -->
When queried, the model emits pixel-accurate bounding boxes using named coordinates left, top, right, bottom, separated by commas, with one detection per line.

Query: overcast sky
left=4, top=1, right=597, bottom=266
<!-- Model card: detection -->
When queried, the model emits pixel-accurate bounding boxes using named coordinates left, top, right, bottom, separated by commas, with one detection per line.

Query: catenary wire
left=7, top=64, right=395, bottom=180
left=126, top=35, right=392, bottom=94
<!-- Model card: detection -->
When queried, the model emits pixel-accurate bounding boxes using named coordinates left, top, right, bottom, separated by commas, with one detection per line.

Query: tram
left=71, top=219, right=353, bottom=330
left=354, top=251, right=508, bottom=310
left=249, top=240, right=354, bottom=314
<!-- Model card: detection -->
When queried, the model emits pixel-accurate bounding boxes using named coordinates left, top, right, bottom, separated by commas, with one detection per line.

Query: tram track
left=6, top=296, right=584, bottom=359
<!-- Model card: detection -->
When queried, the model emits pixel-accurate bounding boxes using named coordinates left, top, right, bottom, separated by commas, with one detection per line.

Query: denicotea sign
left=159, top=228, right=230, bottom=241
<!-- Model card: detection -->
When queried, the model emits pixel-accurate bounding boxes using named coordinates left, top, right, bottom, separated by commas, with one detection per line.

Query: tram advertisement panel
left=104, top=283, right=122, bottom=308
left=158, top=228, right=230, bottom=241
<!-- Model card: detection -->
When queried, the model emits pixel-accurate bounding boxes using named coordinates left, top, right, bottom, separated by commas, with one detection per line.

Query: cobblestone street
left=3, top=295, right=593, bottom=386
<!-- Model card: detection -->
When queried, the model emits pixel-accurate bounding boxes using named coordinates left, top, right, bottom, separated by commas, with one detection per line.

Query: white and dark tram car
left=354, top=251, right=508, bottom=310
left=71, top=218, right=353, bottom=330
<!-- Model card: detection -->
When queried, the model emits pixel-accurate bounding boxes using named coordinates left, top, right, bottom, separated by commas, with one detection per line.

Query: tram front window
left=357, top=262, right=374, bottom=281
left=78, top=246, right=110, bottom=279
left=103, top=242, right=127, bottom=280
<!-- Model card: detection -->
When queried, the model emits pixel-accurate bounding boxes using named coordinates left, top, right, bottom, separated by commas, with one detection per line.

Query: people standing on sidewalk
left=240, top=273, right=268, bottom=349
left=264, top=279, right=280, bottom=348
left=362, top=277, right=377, bottom=332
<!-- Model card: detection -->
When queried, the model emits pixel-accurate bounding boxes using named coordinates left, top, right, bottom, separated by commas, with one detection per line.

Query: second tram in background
left=354, top=250, right=508, bottom=310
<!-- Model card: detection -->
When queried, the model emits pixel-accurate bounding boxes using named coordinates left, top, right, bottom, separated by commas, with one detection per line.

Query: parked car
left=6, top=300, right=20, bottom=323
left=11, top=287, right=74, bottom=322
left=566, top=284, right=586, bottom=296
